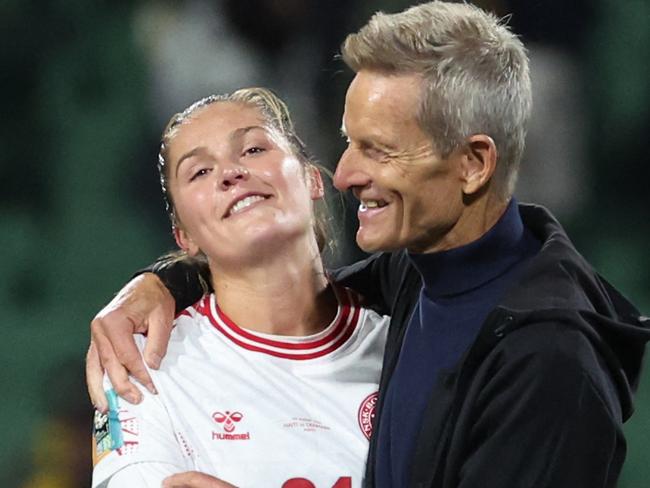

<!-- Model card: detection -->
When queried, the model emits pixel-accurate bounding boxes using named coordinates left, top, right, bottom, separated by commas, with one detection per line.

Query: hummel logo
left=211, top=410, right=250, bottom=441
left=212, top=411, right=243, bottom=433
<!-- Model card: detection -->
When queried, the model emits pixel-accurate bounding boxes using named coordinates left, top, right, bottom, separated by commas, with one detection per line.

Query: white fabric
left=101, top=462, right=181, bottom=488
left=92, top=288, right=388, bottom=488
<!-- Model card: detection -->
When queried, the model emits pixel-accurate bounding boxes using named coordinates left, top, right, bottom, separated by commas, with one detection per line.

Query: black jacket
left=153, top=204, right=649, bottom=488
left=332, top=204, right=650, bottom=488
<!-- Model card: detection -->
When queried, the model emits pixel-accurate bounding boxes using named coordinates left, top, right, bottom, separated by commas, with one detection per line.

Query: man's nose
left=333, top=148, right=370, bottom=191
left=219, top=164, right=250, bottom=190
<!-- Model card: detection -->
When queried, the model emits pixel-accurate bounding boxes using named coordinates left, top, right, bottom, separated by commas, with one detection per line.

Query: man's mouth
left=359, top=199, right=388, bottom=212
left=225, top=194, right=269, bottom=218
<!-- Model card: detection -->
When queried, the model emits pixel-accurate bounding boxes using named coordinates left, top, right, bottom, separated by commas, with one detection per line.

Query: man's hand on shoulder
left=86, top=273, right=175, bottom=412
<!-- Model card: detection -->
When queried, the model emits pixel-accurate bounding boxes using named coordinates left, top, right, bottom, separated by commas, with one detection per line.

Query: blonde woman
left=91, top=89, right=388, bottom=488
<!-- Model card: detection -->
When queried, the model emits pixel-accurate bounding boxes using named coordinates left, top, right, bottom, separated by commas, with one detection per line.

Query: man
left=88, top=2, right=649, bottom=487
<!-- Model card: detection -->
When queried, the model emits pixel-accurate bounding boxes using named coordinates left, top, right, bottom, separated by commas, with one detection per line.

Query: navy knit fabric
left=375, top=200, right=541, bottom=487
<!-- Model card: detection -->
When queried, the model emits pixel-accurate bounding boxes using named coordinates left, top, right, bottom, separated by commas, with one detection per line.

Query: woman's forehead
left=167, top=102, right=292, bottom=164
left=169, top=103, right=266, bottom=149
left=184, top=102, right=265, bottom=133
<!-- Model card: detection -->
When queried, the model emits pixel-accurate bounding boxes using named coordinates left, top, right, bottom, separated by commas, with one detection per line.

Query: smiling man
left=87, top=2, right=649, bottom=487
left=335, top=70, right=504, bottom=255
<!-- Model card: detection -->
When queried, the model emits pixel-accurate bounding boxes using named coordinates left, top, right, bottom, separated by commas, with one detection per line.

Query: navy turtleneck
left=375, top=200, right=541, bottom=487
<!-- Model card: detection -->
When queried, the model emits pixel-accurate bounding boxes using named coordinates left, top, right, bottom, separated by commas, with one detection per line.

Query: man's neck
left=208, top=237, right=337, bottom=337
left=415, top=192, right=510, bottom=254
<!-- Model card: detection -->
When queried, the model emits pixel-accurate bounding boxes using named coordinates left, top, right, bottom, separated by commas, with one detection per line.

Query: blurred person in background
left=91, top=87, right=388, bottom=487
left=87, top=2, right=649, bottom=487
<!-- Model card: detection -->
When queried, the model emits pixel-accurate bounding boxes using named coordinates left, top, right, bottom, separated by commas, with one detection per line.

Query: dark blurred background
left=1, top=0, right=648, bottom=486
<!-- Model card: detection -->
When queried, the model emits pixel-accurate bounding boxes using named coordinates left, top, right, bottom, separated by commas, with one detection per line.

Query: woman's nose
left=219, top=165, right=250, bottom=190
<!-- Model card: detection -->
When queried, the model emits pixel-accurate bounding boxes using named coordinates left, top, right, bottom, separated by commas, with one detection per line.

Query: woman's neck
left=208, top=237, right=337, bottom=336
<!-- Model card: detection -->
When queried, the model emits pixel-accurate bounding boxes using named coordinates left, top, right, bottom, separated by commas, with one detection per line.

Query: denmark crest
left=358, top=392, right=378, bottom=440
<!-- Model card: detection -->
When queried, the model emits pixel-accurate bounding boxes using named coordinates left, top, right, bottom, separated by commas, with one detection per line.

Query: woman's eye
left=243, top=146, right=265, bottom=156
left=190, top=168, right=211, bottom=181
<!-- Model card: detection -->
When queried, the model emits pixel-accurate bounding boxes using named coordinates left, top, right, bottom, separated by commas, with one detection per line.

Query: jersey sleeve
left=92, top=378, right=189, bottom=488
left=96, top=462, right=183, bottom=488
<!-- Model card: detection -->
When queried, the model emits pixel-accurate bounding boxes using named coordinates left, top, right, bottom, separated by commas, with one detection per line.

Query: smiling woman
left=90, top=88, right=390, bottom=488
left=171, top=118, right=321, bottom=273
left=158, top=88, right=332, bottom=255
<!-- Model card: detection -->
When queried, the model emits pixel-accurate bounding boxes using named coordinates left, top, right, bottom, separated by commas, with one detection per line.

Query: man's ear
left=460, top=134, right=498, bottom=195
left=307, top=165, right=325, bottom=200
left=173, top=226, right=201, bottom=256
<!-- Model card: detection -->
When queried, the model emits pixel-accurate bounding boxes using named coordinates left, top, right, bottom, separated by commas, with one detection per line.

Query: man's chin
left=355, top=229, right=399, bottom=253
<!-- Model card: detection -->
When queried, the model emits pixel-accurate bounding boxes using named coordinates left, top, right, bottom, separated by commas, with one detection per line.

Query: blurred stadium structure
left=1, top=0, right=648, bottom=485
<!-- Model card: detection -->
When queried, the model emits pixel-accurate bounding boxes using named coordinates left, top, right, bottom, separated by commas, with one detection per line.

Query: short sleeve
left=91, top=378, right=189, bottom=487
left=97, top=462, right=183, bottom=488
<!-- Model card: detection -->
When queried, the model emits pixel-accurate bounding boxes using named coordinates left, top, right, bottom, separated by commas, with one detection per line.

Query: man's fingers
left=113, top=335, right=156, bottom=395
left=93, top=314, right=157, bottom=395
left=86, top=342, right=108, bottom=413
left=86, top=272, right=175, bottom=405
left=163, top=471, right=237, bottom=488
left=143, top=305, right=175, bottom=370
left=92, top=326, right=143, bottom=404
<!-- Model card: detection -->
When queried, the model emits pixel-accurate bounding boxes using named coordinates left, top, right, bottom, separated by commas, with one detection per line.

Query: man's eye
left=243, top=146, right=265, bottom=156
left=363, top=146, right=386, bottom=160
left=190, top=168, right=211, bottom=181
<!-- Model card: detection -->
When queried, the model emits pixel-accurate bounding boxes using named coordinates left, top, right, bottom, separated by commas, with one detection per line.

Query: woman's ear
left=307, top=165, right=325, bottom=200
left=173, top=226, right=201, bottom=256
left=460, top=134, right=498, bottom=195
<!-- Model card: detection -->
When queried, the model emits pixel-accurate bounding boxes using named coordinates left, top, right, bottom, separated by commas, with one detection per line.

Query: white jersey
left=92, top=288, right=389, bottom=488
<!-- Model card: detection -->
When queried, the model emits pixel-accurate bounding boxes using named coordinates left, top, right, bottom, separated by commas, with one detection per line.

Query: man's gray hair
left=341, top=1, right=532, bottom=197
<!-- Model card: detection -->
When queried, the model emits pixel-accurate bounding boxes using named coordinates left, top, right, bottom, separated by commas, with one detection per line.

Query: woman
left=91, top=88, right=388, bottom=487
